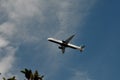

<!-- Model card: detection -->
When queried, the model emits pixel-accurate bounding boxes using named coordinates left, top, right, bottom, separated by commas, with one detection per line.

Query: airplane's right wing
left=64, top=35, right=75, bottom=43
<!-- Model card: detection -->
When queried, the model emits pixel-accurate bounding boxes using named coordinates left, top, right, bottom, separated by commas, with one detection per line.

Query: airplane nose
left=47, top=38, right=50, bottom=41
left=47, top=38, right=52, bottom=41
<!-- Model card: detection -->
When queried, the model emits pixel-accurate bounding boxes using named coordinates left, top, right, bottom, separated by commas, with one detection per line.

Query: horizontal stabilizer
left=79, top=45, right=85, bottom=52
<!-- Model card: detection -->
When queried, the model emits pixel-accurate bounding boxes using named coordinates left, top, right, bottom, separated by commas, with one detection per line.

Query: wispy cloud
left=0, top=37, right=9, bottom=48
left=70, top=71, right=91, bottom=80
left=0, top=0, right=96, bottom=79
left=0, top=47, right=16, bottom=74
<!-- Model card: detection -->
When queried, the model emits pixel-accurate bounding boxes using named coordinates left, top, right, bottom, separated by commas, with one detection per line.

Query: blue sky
left=0, top=0, right=120, bottom=80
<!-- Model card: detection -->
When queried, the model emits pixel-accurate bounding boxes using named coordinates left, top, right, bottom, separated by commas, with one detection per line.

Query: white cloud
left=0, top=46, right=16, bottom=75
left=1, top=0, right=40, bottom=19
left=0, top=0, right=96, bottom=79
left=0, top=0, right=96, bottom=40
left=0, top=37, right=9, bottom=48
left=0, top=22, right=16, bottom=37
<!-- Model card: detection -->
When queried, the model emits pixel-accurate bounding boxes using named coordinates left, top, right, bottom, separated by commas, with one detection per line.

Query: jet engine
left=58, top=46, right=63, bottom=49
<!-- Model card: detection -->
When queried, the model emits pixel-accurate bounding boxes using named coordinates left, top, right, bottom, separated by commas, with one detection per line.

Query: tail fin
left=79, top=45, right=85, bottom=52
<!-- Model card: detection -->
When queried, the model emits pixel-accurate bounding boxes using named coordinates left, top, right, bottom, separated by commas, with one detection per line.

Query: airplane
left=47, top=35, right=85, bottom=53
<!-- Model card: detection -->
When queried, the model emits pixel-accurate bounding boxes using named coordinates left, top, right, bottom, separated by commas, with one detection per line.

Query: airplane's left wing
left=61, top=47, right=65, bottom=53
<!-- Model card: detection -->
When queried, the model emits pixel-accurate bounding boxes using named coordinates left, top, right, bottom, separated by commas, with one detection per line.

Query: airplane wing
left=59, top=46, right=65, bottom=53
left=61, top=47, right=65, bottom=53
left=64, top=35, right=75, bottom=43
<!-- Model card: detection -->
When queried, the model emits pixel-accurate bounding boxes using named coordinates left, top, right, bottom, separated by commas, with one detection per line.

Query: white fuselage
left=48, top=38, right=81, bottom=50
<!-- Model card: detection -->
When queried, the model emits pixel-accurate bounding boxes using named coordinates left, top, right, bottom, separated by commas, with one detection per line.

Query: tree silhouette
left=3, top=76, right=16, bottom=80
left=2, top=68, right=44, bottom=80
